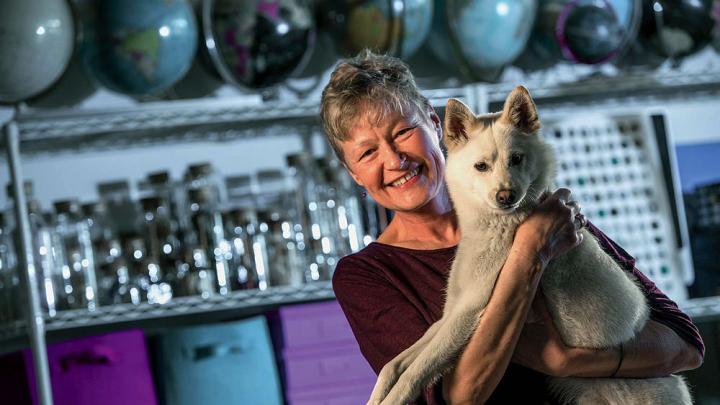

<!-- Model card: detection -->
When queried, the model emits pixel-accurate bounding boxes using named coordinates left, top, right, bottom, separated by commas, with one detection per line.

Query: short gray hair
left=319, top=50, right=429, bottom=164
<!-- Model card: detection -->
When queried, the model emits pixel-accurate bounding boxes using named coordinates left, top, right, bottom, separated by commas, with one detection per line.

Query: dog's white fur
left=367, top=86, right=691, bottom=405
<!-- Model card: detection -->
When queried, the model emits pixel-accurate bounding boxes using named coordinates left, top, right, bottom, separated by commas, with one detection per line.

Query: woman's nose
left=384, top=148, right=408, bottom=170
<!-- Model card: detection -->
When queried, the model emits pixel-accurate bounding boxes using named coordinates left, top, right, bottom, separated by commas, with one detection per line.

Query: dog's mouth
left=492, top=203, right=520, bottom=213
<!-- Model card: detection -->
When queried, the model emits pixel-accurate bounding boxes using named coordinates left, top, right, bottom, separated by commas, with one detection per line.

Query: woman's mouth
left=388, top=165, right=422, bottom=188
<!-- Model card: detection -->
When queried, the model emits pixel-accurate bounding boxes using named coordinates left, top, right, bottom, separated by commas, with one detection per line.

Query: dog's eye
left=474, top=162, right=489, bottom=172
left=510, top=153, right=524, bottom=166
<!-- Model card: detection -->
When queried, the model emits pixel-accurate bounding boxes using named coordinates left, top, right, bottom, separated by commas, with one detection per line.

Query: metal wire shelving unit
left=3, top=67, right=720, bottom=404
left=0, top=281, right=335, bottom=356
left=0, top=84, right=473, bottom=405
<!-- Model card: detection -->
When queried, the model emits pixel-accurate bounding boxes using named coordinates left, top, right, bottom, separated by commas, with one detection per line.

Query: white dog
left=367, top=86, right=691, bottom=405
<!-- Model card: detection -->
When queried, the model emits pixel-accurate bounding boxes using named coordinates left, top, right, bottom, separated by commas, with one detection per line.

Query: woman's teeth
left=391, top=166, right=420, bottom=187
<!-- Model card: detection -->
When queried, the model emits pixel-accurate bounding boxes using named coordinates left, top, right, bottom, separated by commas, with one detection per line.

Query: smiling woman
left=320, top=51, right=704, bottom=405
left=341, top=104, right=446, bottom=215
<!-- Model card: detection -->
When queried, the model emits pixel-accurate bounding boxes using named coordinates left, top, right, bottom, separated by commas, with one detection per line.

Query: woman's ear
left=426, top=105, right=443, bottom=141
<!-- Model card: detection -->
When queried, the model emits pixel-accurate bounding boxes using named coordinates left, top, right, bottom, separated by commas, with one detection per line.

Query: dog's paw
left=368, top=361, right=401, bottom=402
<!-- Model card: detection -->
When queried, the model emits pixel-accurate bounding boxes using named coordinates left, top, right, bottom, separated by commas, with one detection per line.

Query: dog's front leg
left=380, top=304, right=484, bottom=405
left=367, top=317, right=447, bottom=404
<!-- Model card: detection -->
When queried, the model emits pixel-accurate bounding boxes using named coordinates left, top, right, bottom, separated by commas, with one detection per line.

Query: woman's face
left=340, top=103, right=446, bottom=212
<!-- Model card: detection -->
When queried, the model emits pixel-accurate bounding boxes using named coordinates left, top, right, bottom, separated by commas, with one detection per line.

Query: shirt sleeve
left=332, top=256, right=445, bottom=405
left=586, top=221, right=705, bottom=358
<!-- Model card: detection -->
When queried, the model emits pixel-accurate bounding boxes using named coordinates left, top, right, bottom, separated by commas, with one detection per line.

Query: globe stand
left=258, top=87, right=281, bottom=103
left=283, top=75, right=325, bottom=100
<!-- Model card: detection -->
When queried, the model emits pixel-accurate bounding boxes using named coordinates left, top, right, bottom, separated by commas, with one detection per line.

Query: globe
left=321, top=0, right=433, bottom=59
left=558, top=0, right=637, bottom=64
left=27, top=51, right=99, bottom=108
left=80, top=0, right=198, bottom=96
left=428, top=0, right=537, bottom=81
left=203, top=0, right=315, bottom=89
left=619, top=0, right=715, bottom=67
left=0, top=0, right=74, bottom=104
left=516, top=0, right=639, bottom=70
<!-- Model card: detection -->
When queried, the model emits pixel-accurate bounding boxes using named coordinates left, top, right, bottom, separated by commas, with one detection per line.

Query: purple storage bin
left=275, top=300, right=356, bottom=349
left=270, top=300, right=378, bottom=405
left=5, top=329, right=157, bottom=405
left=283, top=343, right=375, bottom=392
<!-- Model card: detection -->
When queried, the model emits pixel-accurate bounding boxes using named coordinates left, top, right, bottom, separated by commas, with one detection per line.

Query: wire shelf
left=0, top=281, right=334, bottom=355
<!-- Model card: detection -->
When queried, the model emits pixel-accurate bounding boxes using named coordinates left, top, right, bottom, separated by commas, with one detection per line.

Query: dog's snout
left=496, top=190, right=517, bottom=206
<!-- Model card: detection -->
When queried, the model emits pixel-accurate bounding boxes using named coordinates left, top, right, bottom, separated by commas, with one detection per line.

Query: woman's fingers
left=564, top=197, right=586, bottom=231
left=574, top=213, right=587, bottom=229
left=552, top=188, right=572, bottom=203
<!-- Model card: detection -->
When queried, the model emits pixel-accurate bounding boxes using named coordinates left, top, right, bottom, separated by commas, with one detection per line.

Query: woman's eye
left=396, top=126, right=416, bottom=138
left=474, top=162, right=489, bottom=172
left=510, top=153, right=524, bottom=166
left=359, top=149, right=375, bottom=160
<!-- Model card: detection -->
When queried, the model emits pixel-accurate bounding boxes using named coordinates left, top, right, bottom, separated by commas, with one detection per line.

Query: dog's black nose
left=496, top=190, right=517, bottom=206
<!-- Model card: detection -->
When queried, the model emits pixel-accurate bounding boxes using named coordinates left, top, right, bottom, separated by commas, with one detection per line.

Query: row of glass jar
left=0, top=155, right=385, bottom=320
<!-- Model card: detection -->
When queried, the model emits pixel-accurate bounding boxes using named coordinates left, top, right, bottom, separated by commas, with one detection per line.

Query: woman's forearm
left=443, top=247, right=544, bottom=404
left=569, top=319, right=703, bottom=378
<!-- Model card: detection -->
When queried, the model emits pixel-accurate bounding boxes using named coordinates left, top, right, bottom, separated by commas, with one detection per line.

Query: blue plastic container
left=154, top=316, right=283, bottom=405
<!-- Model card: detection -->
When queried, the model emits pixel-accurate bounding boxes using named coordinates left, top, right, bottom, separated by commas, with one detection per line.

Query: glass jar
left=222, top=208, right=259, bottom=290
left=97, top=239, right=134, bottom=306
left=183, top=162, right=223, bottom=207
left=139, top=196, right=182, bottom=290
left=5, top=182, right=65, bottom=316
left=139, top=171, right=186, bottom=246
left=123, top=236, right=173, bottom=305
left=52, top=200, right=98, bottom=311
left=287, top=154, right=352, bottom=281
left=256, top=169, right=306, bottom=287
left=185, top=186, right=230, bottom=296
left=97, top=180, right=139, bottom=236
left=0, top=212, right=19, bottom=321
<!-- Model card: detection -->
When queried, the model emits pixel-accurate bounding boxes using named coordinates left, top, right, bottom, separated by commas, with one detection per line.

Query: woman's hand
left=516, top=188, right=586, bottom=268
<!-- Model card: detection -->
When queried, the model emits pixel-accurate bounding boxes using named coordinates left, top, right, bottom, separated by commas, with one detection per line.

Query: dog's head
left=443, top=86, right=556, bottom=216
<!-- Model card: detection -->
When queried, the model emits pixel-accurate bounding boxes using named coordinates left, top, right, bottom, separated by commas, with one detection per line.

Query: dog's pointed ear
left=444, top=98, right=475, bottom=150
left=501, top=86, right=540, bottom=134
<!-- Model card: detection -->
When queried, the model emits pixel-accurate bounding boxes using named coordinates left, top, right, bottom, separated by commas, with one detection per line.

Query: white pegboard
left=541, top=112, right=687, bottom=302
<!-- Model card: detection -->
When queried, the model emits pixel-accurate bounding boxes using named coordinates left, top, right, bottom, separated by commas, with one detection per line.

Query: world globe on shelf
left=80, top=0, right=198, bottom=96
left=0, top=0, right=74, bottom=104
left=516, top=0, right=640, bottom=71
left=620, top=0, right=715, bottom=67
left=557, top=0, right=637, bottom=64
left=27, top=51, right=99, bottom=108
left=428, top=0, right=537, bottom=81
left=321, top=0, right=433, bottom=59
left=203, top=0, right=315, bottom=90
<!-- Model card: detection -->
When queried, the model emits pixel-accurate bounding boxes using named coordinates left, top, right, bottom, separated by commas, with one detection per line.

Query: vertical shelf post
left=4, top=121, right=54, bottom=405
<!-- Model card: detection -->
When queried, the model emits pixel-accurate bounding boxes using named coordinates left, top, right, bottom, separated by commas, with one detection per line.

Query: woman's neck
left=377, top=187, right=461, bottom=249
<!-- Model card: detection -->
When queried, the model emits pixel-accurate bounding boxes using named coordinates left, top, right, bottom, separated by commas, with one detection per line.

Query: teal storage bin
left=154, top=316, right=283, bottom=405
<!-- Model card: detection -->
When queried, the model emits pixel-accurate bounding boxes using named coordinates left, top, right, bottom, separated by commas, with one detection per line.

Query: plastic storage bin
left=272, top=300, right=375, bottom=404
left=0, top=329, right=157, bottom=405
left=153, top=315, right=283, bottom=405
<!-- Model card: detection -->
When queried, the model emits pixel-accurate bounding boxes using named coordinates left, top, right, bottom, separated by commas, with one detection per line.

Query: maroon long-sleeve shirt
left=332, top=222, right=705, bottom=404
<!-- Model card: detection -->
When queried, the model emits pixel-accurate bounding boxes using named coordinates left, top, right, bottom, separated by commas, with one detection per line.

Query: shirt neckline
left=368, top=241, right=458, bottom=254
